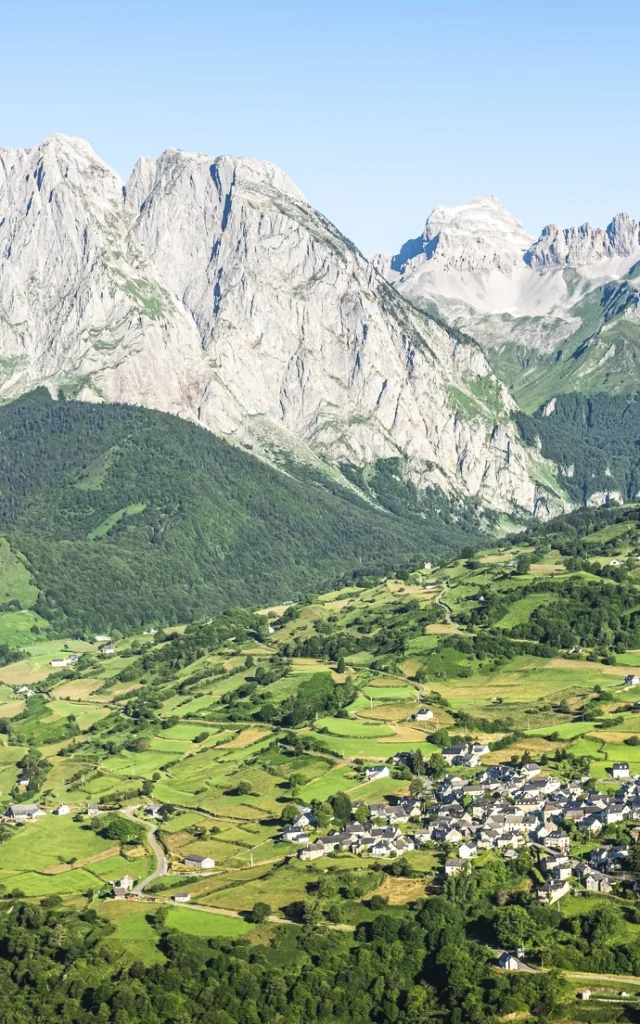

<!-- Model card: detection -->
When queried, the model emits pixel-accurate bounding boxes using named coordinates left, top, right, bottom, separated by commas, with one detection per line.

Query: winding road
left=122, top=806, right=168, bottom=894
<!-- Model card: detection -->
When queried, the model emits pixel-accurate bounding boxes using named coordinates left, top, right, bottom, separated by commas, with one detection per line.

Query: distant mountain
left=377, top=197, right=640, bottom=411
left=0, top=136, right=564, bottom=517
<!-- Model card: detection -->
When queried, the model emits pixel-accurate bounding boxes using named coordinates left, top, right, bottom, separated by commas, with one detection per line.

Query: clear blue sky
left=2, top=0, right=639, bottom=255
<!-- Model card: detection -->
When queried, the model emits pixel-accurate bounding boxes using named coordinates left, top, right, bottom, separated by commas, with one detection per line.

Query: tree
left=96, top=813, right=144, bottom=845
left=336, top=655, right=346, bottom=673
left=249, top=901, right=272, bottom=923
left=409, top=777, right=427, bottom=797
left=235, top=780, right=252, bottom=795
left=311, top=800, right=333, bottom=829
left=288, top=772, right=305, bottom=794
left=514, top=555, right=533, bottom=575
left=428, top=752, right=447, bottom=780
left=329, top=791, right=352, bottom=826
left=281, top=803, right=299, bottom=824
left=355, top=802, right=370, bottom=824
left=494, top=905, right=536, bottom=950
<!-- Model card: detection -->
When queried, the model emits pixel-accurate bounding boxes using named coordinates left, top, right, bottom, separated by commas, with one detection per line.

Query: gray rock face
left=527, top=213, right=640, bottom=268
left=0, top=135, right=563, bottom=516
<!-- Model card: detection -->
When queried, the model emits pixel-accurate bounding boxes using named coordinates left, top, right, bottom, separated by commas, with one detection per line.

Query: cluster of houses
left=3, top=802, right=102, bottom=823
left=282, top=762, right=640, bottom=903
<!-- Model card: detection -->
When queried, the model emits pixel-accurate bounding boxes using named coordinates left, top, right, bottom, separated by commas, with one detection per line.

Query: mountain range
left=376, top=196, right=640, bottom=412
left=1, top=135, right=639, bottom=525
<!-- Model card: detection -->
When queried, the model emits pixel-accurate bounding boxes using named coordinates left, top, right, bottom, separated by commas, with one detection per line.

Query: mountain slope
left=0, top=135, right=563, bottom=516
left=0, top=390, right=488, bottom=633
left=378, top=198, right=640, bottom=410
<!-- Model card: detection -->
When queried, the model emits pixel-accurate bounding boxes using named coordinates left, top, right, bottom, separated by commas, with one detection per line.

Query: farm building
left=184, top=854, right=215, bottom=869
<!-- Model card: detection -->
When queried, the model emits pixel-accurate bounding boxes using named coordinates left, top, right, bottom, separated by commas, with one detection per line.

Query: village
left=276, top=750, right=640, bottom=915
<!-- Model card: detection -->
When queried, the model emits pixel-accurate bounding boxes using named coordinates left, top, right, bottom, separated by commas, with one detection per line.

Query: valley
left=3, top=505, right=640, bottom=1019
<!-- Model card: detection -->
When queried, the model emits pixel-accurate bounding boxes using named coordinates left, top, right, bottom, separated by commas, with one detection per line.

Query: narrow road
left=435, top=582, right=453, bottom=625
left=122, top=806, right=168, bottom=894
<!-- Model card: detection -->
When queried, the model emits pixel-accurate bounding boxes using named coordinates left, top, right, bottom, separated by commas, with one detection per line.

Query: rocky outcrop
left=0, top=135, right=565, bottom=516
left=526, top=213, right=640, bottom=268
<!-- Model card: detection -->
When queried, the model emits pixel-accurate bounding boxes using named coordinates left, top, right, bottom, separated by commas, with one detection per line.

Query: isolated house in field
left=173, top=893, right=191, bottom=903
left=184, top=853, right=215, bottom=869
left=87, top=803, right=101, bottom=816
left=365, top=766, right=390, bottom=782
left=94, top=635, right=111, bottom=643
left=100, top=644, right=116, bottom=655
left=625, top=674, right=640, bottom=687
left=54, top=804, right=70, bottom=815
left=415, top=709, right=433, bottom=722
left=7, top=804, right=45, bottom=822
left=612, top=762, right=630, bottom=779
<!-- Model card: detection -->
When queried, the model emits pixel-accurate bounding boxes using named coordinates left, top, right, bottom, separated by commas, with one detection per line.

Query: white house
left=119, top=874, right=135, bottom=891
left=498, top=952, right=519, bottom=971
left=54, top=804, right=70, bottom=816
left=184, top=854, right=215, bottom=869
left=612, top=762, right=631, bottom=779
left=625, top=674, right=640, bottom=687
left=292, top=811, right=314, bottom=829
left=95, top=635, right=111, bottom=643
left=282, top=829, right=309, bottom=844
left=415, top=709, right=434, bottom=722
left=444, top=858, right=464, bottom=876
left=100, top=644, right=116, bottom=655
left=365, top=766, right=390, bottom=782
left=173, top=893, right=191, bottom=903
left=458, top=842, right=478, bottom=860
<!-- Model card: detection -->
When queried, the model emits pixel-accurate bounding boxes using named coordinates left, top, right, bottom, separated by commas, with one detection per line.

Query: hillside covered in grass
left=4, top=506, right=640, bottom=1020
left=0, top=390, right=484, bottom=634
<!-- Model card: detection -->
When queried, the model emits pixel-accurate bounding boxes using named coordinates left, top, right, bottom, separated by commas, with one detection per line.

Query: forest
left=514, top=392, right=640, bottom=504
left=0, top=895, right=567, bottom=1024
left=0, top=391, right=481, bottom=633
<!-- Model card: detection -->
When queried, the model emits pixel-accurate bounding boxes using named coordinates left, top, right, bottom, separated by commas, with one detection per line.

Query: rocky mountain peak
left=526, top=212, right=640, bottom=268
left=0, top=137, right=565, bottom=518
left=390, top=195, right=534, bottom=276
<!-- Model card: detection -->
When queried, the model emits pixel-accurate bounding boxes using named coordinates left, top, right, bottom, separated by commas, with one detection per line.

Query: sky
left=2, top=0, right=639, bottom=256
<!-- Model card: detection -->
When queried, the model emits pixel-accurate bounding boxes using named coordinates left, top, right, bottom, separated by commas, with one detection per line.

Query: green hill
left=0, top=390, right=481, bottom=633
